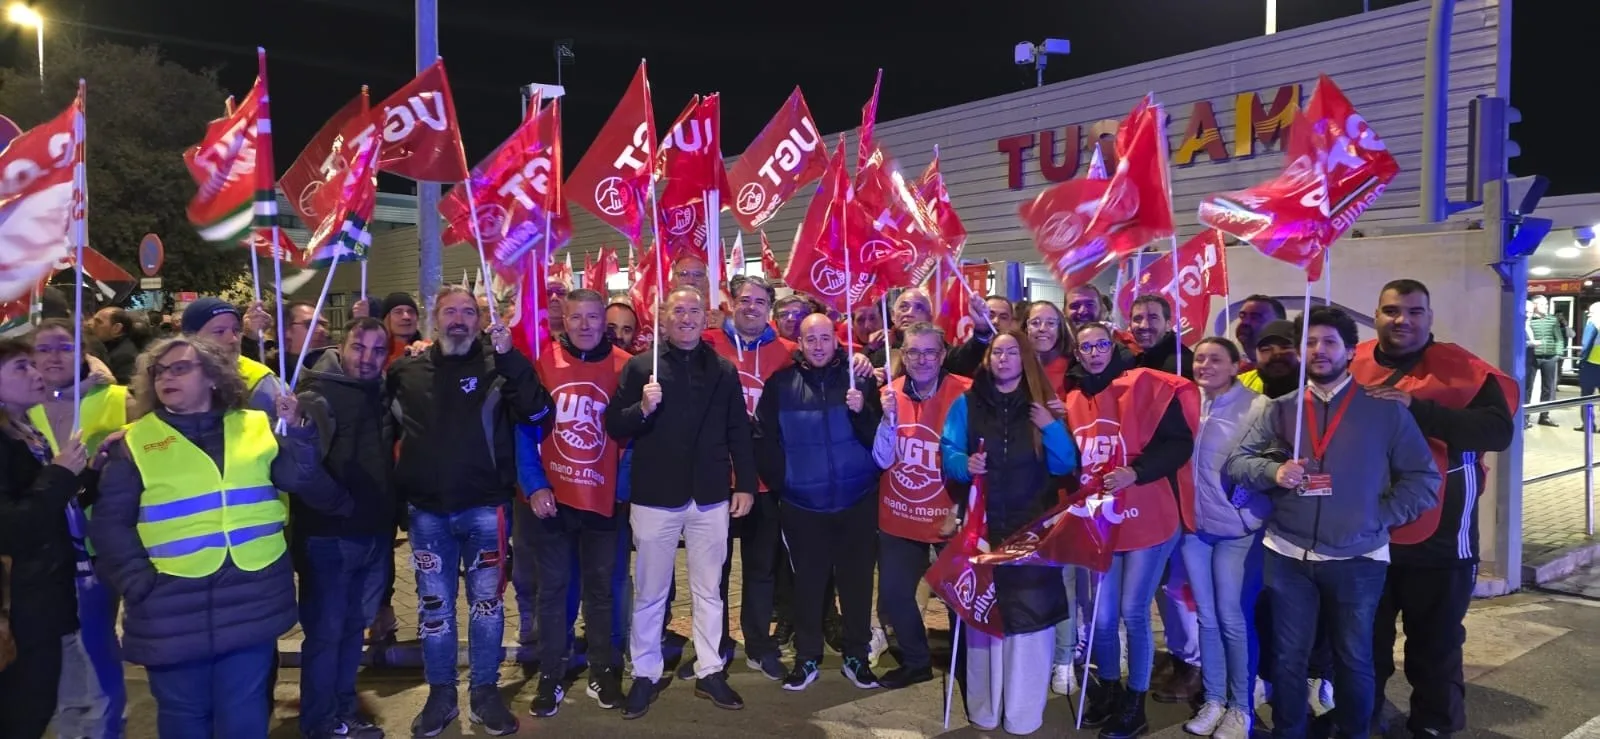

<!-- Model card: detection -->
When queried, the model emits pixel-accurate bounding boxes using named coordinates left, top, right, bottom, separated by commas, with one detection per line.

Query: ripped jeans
left=409, top=504, right=510, bottom=688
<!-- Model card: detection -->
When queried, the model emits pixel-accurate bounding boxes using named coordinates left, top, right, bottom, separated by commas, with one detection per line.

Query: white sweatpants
left=628, top=500, right=730, bottom=681
left=966, top=625, right=1054, bottom=735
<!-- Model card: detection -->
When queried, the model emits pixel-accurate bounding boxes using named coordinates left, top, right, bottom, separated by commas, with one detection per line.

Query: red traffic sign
left=139, top=233, right=164, bottom=277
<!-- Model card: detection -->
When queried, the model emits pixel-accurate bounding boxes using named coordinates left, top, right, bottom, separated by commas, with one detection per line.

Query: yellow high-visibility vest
left=124, top=409, right=283, bottom=578
left=238, top=356, right=274, bottom=394
left=29, top=384, right=129, bottom=455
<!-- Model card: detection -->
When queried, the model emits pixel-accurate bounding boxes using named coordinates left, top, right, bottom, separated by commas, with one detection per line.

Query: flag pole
left=880, top=293, right=891, bottom=381
left=461, top=180, right=500, bottom=326
left=948, top=255, right=995, bottom=335
left=650, top=181, right=664, bottom=378
left=258, top=49, right=289, bottom=393
left=943, top=615, right=962, bottom=729
left=1291, top=275, right=1314, bottom=461
left=359, top=85, right=370, bottom=305
left=288, top=253, right=341, bottom=392
left=1075, top=571, right=1105, bottom=731
left=70, top=80, right=87, bottom=434
left=1170, top=235, right=1182, bottom=368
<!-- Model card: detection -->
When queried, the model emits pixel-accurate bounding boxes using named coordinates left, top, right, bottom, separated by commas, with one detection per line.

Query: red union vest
left=1349, top=339, right=1519, bottom=545
left=1064, top=368, right=1200, bottom=552
left=709, top=330, right=795, bottom=493
left=880, top=374, right=972, bottom=543
left=536, top=343, right=632, bottom=516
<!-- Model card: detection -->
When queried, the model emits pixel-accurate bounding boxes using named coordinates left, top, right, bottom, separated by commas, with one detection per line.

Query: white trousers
left=629, top=500, right=730, bottom=680
left=966, top=625, right=1053, bottom=735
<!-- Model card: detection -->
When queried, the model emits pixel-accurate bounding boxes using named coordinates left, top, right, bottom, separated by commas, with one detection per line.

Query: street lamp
left=6, top=4, right=42, bottom=91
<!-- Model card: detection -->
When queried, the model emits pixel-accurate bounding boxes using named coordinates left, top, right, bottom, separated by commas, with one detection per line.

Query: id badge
left=1300, top=472, right=1333, bottom=497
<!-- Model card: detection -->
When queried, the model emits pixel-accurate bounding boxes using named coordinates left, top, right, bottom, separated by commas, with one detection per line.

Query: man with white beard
left=389, top=286, right=555, bottom=737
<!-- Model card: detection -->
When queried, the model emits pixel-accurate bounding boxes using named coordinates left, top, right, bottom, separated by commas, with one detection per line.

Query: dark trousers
left=0, top=634, right=64, bottom=739
left=663, top=493, right=785, bottom=658
left=1257, top=594, right=1334, bottom=684
left=878, top=532, right=940, bottom=671
left=511, top=501, right=579, bottom=651
left=1374, top=563, right=1475, bottom=735
left=1264, top=550, right=1387, bottom=739
left=297, top=535, right=388, bottom=734
left=146, top=641, right=275, bottom=739
left=781, top=494, right=877, bottom=662
left=1527, top=353, right=1559, bottom=416
left=613, top=504, right=633, bottom=656
left=528, top=504, right=619, bottom=673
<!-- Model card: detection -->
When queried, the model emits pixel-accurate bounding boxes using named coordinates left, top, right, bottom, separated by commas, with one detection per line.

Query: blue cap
left=181, top=297, right=241, bottom=334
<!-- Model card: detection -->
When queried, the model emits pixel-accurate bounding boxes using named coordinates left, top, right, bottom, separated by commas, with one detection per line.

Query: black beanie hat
left=381, top=292, right=418, bottom=320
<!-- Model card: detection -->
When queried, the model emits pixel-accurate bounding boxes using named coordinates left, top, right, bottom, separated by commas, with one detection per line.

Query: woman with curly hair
left=89, top=336, right=350, bottom=737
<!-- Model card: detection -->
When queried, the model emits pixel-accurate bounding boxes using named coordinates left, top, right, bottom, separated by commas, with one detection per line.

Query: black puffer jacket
left=295, top=349, right=395, bottom=539
left=0, top=432, right=84, bottom=646
left=90, top=408, right=350, bottom=666
left=958, top=373, right=1071, bottom=635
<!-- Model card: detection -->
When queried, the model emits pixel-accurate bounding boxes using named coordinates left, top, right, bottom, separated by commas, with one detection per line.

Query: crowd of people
left=0, top=253, right=1517, bottom=739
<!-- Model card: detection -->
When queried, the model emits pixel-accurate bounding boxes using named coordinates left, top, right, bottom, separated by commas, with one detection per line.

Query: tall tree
left=0, top=38, right=248, bottom=297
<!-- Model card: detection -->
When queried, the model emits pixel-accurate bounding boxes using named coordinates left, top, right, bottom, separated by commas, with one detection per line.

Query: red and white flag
left=584, top=246, right=618, bottom=293
left=1116, top=230, right=1229, bottom=344
left=654, top=94, right=728, bottom=261
left=341, top=59, right=468, bottom=182
left=857, top=69, right=882, bottom=172
left=925, top=441, right=1005, bottom=637
left=1197, top=75, right=1398, bottom=281
left=567, top=61, right=655, bottom=245
left=440, top=93, right=571, bottom=281
left=759, top=230, right=781, bottom=280
left=726, top=232, right=745, bottom=277
left=0, top=91, right=82, bottom=302
left=281, top=90, right=368, bottom=224
left=1020, top=95, right=1175, bottom=290
left=914, top=149, right=967, bottom=256
left=727, top=88, right=827, bottom=231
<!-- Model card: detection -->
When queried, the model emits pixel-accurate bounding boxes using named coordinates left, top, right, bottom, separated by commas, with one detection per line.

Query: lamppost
left=6, top=4, right=42, bottom=91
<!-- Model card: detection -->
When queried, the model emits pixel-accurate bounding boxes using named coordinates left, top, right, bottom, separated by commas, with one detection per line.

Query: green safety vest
left=125, top=409, right=283, bottom=578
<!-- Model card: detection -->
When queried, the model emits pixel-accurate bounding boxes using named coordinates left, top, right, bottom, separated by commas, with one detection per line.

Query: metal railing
left=1524, top=394, right=1600, bottom=536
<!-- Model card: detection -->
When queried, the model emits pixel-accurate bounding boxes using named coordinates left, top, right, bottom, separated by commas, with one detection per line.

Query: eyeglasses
left=1078, top=339, right=1113, bottom=355
left=903, top=348, right=943, bottom=363
left=149, top=359, right=199, bottom=380
left=991, top=347, right=1022, bottom=360
left=1026, top=317, right=1061, bottom=330
left=674, top=269, right=707, bottom=281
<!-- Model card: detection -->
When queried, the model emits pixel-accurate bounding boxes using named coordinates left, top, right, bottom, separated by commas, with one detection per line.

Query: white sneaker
left=1184, top=701, right=1227, bottom=736
left=1050, top=662, right=1077, bottom=696
left=1212, top=707, right=1251, bottom=739
left=1255, top=677, right=1272, bottom=709
left=1309, top=678, right=1336, bottom=716
left=868, top=626, right=889, bottom=668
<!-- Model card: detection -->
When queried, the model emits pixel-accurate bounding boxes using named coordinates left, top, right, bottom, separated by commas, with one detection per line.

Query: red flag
left=0, top=92, right=82, bottom=301
left=973, top=485, right=1116, bottom=573
left=440, top=94, right=571, bottom=281
left=281, top=90, right=368, bottom=224
left=655, top=95, right=726, bottom=261
left=857, top=69, right=882, bottom=172
left=1019, top=97, right=1174, bottom=290
left=849, top=152, right=946, bottom=289
left=511, top=246, right=548, bottom=359
left=567, top=61, right=654, bottom=244
left=584, top=247, right=619, bottom=293
left=784, top=139, right=886, bottom=313
left=241, top=227, right=309, bottom=268
left=1198, top=76, right=1397, bottom=281
left=628, top=242, right=666, bottom=352
left=924, top=440, right=1005, bottom=637
left=935, top=259, right=977, bottom=345
left=343, top=59, right=468, bottom=182
left=914, top=149, right=968, bottom=256
left=727, top=88, right=827, bottom=231
left=1116, top=230, right=1229, bottom=344
left=759, top=230, right=781, bottom=280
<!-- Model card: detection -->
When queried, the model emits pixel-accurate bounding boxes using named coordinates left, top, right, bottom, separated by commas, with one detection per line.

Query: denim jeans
left=1263, top=549, right=1387, bottom=739
left=297, top=535, right=388, bottom=734
left=877, top=531, right=943, bottom=671
left=410, top=504, right=510, bottom=687
left=1051, top=565, right=1080, bottom=665
left=55, top=575, right=125, bottom=739
left=1181, top=531, right=1263, bottom=710
left=145, top=642, right=275, bottom=739
left=1091, top=530, right=1179, bottom=691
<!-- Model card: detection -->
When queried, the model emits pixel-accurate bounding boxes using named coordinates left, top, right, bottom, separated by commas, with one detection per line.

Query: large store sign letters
left=996, top=84, right=1300, bottom=190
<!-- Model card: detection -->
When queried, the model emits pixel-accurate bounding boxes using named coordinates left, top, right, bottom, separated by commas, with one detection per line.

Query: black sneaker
left=782, top=659, right=821, bottom=691
left=313, top=716, right=384, bottom=739
left=878, top=665, right=934, bottom=689
left=622, top=678, right=660, bottom=720
left=694, top=672, right=745, bottom=710
left=467, top=685, right=519, bottom=736
left=747, top=653, right=786, bottom=680
left=840, top=656, right=880, bottom=689
left=586, top=666, right=624, bottom=710
left=409, top=685, right=458, bottom=738
left=529, top=673, right=565, bottom=718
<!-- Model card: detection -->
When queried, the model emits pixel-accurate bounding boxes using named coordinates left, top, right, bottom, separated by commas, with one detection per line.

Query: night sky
left=2, top=0, right=1594, bottom=196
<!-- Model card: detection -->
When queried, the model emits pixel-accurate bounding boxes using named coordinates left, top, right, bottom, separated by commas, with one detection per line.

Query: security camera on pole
left=1014, top=38, right=1070, bottom=88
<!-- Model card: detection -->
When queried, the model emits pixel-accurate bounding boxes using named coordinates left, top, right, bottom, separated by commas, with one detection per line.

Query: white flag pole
left=70, top=80, right=87, bottom=434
